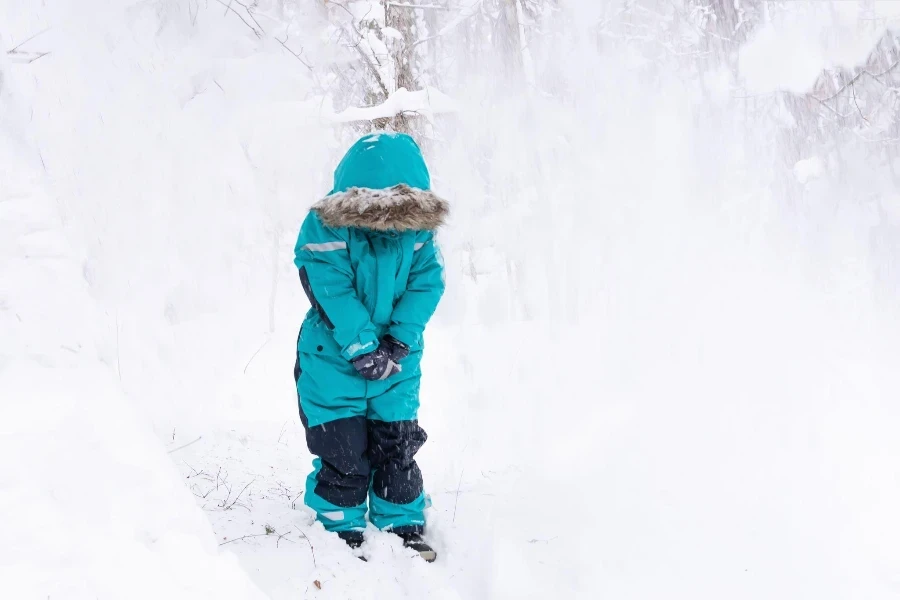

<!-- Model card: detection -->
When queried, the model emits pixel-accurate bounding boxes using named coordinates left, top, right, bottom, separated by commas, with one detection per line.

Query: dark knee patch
left=368, top=420, right=427, bottom=505
left=306, top=416, right=369, bottom=507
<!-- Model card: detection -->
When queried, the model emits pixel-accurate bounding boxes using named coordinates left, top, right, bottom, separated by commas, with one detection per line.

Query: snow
left=794, top=157, right=825, bottom=184
left=0, top=364, right=265, bottom=600
left=326, top=86, right=458, bottom=123
left=0, top=79, right=263, bottom=598
left=739, top=3, right=900, bottom=94
left=4, top=1, right=900, bottom=599
left=349, top=1, right=386, bottom=26
left=381, top=26, right=404, bottom=41
left=438, top=0, right=485, bottom=37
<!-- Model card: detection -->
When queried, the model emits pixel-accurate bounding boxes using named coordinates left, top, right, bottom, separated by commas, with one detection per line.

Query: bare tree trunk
left=384, top=0, right=418, bottom=133
left=496, top=0, right=523, bottom=84
left=385, top=1, right=417, bottom=91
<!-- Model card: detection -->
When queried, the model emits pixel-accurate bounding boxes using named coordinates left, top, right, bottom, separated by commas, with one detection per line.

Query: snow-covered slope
left=0, top=55, right=264, bottom=599
left=3, top=1, right=900, bottom=599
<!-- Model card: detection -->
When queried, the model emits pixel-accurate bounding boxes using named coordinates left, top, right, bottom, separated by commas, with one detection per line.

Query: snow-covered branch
left=324, top=86, right=456, bottom=123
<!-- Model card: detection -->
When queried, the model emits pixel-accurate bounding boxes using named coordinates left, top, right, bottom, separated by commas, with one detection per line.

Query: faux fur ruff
left=312, top=184, right=449, bottom=232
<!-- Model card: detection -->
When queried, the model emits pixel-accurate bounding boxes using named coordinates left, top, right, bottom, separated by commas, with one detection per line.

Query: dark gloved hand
left=352, top=345, right=401, bottom=381
left=381, top=335, right=410, bottom=362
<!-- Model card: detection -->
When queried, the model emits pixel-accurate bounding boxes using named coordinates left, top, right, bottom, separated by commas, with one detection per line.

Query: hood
left=311, top=132, right=449, bottom=232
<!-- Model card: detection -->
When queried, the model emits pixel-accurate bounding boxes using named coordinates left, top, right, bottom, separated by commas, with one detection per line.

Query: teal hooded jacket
left=293, top=132, right=448, bottom=427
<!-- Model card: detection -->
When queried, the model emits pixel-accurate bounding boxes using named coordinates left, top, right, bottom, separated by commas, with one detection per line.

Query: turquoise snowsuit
left=293, top=133, right=447, bottom=534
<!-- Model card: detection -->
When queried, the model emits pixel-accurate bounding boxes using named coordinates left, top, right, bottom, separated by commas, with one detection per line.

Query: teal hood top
left=310, top=132, right=449, bottom=232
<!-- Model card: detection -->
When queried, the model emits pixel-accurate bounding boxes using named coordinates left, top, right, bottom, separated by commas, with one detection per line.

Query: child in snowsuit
left=293, top=133, right=447, bottom=560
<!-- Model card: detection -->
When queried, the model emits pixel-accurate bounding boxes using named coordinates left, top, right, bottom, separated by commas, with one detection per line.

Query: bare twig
left=8, top=52, right=51, bottom=64
left=190, top=483, right=215, bottom=499
left=243, top=338, right=270, bottom=374
left=452, top=444, right=468, bottom=524
left=851, top=83, right=869, bottom=123
left=231, top=0, right=265, bottom=33
left=7, top=28, right=51, bottom=53
left=388, top=2, right=451, bottom=9
left=816, top=59, right=900, bottom=104
left=220, top=481, right=234, bottom=507
left=810, top=94, right=851, bottom=120
left=182, top=462, right=207, bottom=479
left=294, top=527, right=318, bottom=568
left=276, top=35, right=313, bottom=71
left=452, top=465, right=466, bottom=523
left=219, top=533, right=268, bottom=546
left=329, top=3, right=390, bottom=96
left=168, top=436, right=203, bottom=454
left=210, top=0, right=262, bottom=38
left=224, top=478, right=255, bottom=510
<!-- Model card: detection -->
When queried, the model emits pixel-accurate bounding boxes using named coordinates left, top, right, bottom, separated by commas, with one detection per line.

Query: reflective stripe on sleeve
left=302, top=241, right=347, bottom=252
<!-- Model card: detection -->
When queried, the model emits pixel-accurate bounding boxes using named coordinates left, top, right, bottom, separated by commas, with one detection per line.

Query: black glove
left=352, top=345, right=401, bottom=381
left=381, top=335, right=410, bottom=362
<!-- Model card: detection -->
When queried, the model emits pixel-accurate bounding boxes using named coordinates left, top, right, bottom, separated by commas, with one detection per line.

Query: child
left=293, top=132, right=448, bottom=561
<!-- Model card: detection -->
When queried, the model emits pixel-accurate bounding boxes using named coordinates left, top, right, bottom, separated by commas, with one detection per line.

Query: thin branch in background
left=816, top=60, right=900, bottom=105
left=210, top=0, right=262, bottom=38
left=851, top=83, right=869, bottom=124
left=168, top=436, right=203, bottom=454
left=387, top=2, right=451, bottom=9
left=329, top=4, right=391, bottom=96
left=346, top=32, right=390, bottom=96
left=810, top=94, right=851, bottom=121
left=231, top=0, right=265, bottom=33
left=868, top=58, right=900, bottom=83
left=276, top=35, right=314, bottom=71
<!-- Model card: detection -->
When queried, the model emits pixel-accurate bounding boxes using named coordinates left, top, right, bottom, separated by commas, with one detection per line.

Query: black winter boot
left=337, top=530, right=364, bottom=549
left=398, top=531, right=437, bottom=563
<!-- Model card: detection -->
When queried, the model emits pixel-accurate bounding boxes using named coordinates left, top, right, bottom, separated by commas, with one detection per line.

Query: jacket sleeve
left=388, top=231, right=446, bottom=350
left=294, top=212, right=379, bottom=361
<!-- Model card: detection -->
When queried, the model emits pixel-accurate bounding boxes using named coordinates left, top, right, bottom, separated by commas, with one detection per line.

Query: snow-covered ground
left=3, top=1, right=900, bottom=598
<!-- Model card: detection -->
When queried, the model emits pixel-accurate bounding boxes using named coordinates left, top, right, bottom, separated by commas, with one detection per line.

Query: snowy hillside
left=3, top=1, right=900, bottom=599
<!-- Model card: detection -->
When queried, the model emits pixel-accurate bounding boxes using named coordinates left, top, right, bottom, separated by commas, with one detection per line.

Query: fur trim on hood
left=312, top=184, right=449, bottom=232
